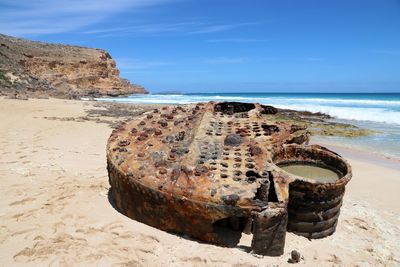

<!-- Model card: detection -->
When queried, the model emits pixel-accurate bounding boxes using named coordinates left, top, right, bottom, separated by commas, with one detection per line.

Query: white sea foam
left=268, top=98, right=400, bottom=107
left=274, top=105, right=400, bottom=125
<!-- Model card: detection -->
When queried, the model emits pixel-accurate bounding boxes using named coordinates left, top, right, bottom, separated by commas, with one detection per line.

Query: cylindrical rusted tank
left=272, top=144, right=352, bottom=239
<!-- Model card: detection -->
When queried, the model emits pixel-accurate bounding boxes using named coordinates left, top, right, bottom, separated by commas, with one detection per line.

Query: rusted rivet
left=118, top=140, right=130, bottom=146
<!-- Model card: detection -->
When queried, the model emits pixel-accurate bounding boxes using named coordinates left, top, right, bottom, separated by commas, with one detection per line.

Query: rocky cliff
left=0, top=34, right=147, bottom=99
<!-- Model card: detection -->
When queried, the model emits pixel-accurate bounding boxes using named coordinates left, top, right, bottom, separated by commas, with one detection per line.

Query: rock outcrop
left=0, top=34, right=147, bottom=99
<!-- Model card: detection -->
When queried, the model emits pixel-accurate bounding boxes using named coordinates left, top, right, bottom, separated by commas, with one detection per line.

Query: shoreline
left=0, top=97, right=399, bottom=266
left=311, top=139, right=400, bottom=214
left=311, top=138, right=400, bottom=170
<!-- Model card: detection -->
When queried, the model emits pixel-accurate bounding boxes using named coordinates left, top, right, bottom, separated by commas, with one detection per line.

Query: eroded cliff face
left=0, top=34, right=147, bottom=99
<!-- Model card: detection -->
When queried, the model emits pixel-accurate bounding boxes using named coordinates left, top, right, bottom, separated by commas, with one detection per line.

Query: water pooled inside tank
left=279, top=162, right=340, bottom=183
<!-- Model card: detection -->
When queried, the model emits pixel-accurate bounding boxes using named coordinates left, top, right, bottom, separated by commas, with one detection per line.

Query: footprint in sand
left=100, top=221, right=124, bottom=232
left=346, top=217, right=381, bottom=239
left=52, top=222, right=66, bottom=233
left=180, top=256, right=208, bottom=264
left=112, top=259, right=140, bottom=267
left=9, top=197, right=36, bottom=206
left=75, top=221, right=123, bottom=235
left=125, top=233, right=161, bottom=256
left=12, top=208, right=40, bottom=221
left=10, top=228, right=38, bottom=238
left=0, top=225, right=10, bottom=244
left=352, top=218, right=369, bottom=230
left=327, top=254, right=342, bottom=265
left=13, top=233, right=89, bottom=263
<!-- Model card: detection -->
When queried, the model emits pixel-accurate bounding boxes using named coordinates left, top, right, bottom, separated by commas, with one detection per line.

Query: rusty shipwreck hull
left=106, top=101, right=352, bottom=256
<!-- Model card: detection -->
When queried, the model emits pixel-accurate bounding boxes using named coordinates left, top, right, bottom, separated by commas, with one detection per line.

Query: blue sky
left=1, top=0, right=400, bottom=93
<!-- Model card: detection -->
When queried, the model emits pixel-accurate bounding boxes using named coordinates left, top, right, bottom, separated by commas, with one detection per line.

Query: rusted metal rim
left=271, top=144, right=352, bottom=188
left=271, top=144, right=351, bottom=239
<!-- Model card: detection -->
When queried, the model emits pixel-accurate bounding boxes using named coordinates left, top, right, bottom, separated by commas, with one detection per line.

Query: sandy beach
left=0, top=97, right=399, bottom=267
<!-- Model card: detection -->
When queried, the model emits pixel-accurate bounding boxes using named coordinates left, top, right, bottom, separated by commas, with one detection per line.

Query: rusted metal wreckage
left=107, top=102, right=352, bottom=256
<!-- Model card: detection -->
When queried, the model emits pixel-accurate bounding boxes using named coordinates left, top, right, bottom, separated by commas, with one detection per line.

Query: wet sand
left=0, top=98, right=399, bottom=266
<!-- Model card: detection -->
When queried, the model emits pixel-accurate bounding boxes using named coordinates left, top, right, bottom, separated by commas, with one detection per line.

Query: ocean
left=99, top=92, right=400, bottom=160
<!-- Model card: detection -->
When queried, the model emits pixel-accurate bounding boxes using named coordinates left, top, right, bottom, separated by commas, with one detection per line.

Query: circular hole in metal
left=220, top=162, right=228, bottom=168
left=234, top=170, right=242, bottom=176
left=247, top=177, right=257, bottom=183
left=245, top=163, right=255, bottom=168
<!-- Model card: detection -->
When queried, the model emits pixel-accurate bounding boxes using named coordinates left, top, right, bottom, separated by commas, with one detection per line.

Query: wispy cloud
left=205, top=38, right=266, bottom=43
left=205, top=57, right=248, bottom=64
left=80, top=21, right=258, bottom=37
left=0, top=0, right=173, bottom=36
left=375, top=50, right=400, bottom=56
left=81, top=22, right=200, bottom=37
left=189, top=22, right=257, bottom=34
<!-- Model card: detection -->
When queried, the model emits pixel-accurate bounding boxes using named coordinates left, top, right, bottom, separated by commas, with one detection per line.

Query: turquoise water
left=98, top=92, right=400, bottom=159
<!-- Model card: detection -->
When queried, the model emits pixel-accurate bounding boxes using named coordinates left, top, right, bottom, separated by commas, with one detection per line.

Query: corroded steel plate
left=107, top=102, right=351, bottom=256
